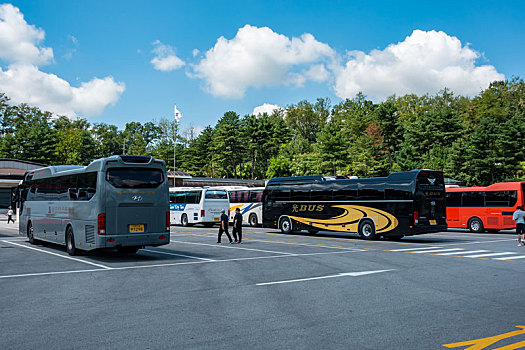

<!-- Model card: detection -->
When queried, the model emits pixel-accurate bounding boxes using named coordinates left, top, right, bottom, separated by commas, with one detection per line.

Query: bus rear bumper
left=99, top=233, right=170, bottom=248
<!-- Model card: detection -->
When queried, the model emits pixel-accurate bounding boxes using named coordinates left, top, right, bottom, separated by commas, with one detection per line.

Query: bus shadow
left=259, top=229, right=482, bottom=244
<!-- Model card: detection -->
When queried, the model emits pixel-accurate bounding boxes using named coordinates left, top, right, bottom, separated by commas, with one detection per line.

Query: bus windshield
left=106, top=167, right=164, bottom=188
left=204, top=190, right=228, bottom=199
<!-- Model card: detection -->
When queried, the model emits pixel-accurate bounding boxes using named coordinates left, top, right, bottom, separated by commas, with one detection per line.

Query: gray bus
left=18, top=155, right=170, bottom=255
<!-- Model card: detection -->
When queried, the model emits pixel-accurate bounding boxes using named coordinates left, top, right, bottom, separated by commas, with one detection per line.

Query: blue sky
left=1, top=0, right=524, bottom=133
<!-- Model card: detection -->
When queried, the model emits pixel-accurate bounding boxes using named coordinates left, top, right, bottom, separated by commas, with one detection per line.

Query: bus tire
left=249, top=213, right=258, bottom=227
left=118, top=246, right=139, bottom=254
left=27, top=222, right=36, bottom=245
left=358, top=219, right=377, bottom=240
left=468, top=217, right=484, bottom=233
left=181, top=214, right=189, bottom=227
left=279, top=217, right=293, bottom=234
left=66, top=226, right=79, bottom=256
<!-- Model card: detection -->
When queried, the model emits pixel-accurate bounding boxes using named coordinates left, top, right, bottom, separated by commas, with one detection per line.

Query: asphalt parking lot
left=1, top=222, right=524, bottom=349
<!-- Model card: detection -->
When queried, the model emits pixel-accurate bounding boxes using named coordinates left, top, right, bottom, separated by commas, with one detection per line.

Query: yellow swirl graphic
left=289, top=205, right=398, bottom=233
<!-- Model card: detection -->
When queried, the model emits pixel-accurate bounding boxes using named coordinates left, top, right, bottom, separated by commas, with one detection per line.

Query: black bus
left=262, top=170, right=447, bottom=240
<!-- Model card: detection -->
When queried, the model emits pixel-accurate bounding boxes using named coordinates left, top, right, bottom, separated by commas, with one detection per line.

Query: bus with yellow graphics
left=226, top=187, right=264, bottom=227
left=262, top=170, right=447, bottom=240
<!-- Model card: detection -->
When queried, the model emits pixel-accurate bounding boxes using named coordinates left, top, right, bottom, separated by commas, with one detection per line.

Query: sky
left=1, top=0, right=524, bottom=133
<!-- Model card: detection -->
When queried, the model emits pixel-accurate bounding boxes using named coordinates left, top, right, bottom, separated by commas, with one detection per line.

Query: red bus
left=445, top=182, right=525, bottom=232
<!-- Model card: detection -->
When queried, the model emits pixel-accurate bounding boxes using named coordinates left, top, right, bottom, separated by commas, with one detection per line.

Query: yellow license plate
left=130, top=224, right=144, bottom=233
left=429, top=220, right=437, bottom=225
left=214, top=217, right=220, bottom=221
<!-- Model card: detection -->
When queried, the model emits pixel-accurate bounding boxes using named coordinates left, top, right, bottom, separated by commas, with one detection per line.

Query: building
left=0, top=159, right=46, bottom=213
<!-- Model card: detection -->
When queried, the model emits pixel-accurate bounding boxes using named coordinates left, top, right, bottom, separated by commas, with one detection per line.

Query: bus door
left=105, top=167, right=167, bottom=237
left=415, top=171, right=446, bottom=226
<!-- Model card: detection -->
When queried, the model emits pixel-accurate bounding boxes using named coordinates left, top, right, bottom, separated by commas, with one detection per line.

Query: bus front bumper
left=99, top=232, right=170, bottom=248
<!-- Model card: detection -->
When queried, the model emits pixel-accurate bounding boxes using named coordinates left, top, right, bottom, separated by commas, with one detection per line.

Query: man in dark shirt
left=217, top=209, right=233, bottom=244
left=232, top=208, right=243, bottom=243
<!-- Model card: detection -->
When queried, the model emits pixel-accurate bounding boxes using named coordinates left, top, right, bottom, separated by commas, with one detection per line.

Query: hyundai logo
left=132, top=195, right=143, bottom=201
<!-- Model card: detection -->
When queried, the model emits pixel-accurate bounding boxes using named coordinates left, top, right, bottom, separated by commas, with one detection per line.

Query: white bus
left=226, top=187, right=264, bottom=227
left=169, top=187, right=229, bottom=226
left=18, top=155, right=170, bottom=255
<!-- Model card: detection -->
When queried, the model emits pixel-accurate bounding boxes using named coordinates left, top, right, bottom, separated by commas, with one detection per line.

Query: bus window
left=250, top=190, right=262, bottom=202
left=106, top=168, right=164, bottom=188
left=205, top=190, right=228, bottom=199
left=446, top=192, right=462, bottom=207
left=186, top=191, right=202, bottom=204
left=462, top=192, right=485, bottom=207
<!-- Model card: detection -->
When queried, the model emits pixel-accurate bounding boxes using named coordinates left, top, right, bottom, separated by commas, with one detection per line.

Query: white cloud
left=0, top=4, right=125, bottom=117
left=304, top=64, right=330, bottom=83
left=192, top=25, right=335, bottom=98
left=0, top=4, right=53, bottom=65
left=252, top=103, right=283, bottom=116
left=333, top=30, right=505, bottom=100
left=151, top=40, right=185, bottom=71
left=0, top=64, right=125, bottom=116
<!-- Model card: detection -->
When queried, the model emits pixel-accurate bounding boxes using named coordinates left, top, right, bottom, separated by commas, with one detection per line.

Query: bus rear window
left=106, top=168, right=164, bottom=188
left=204, top=190, right=228, bottom=199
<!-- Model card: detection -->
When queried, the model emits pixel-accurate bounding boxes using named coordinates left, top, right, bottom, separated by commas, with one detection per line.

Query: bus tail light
left=98, top=213, right=106, bottom=235
left=201, top=210, right=205, bottom=217
left=413, top=210, right=419, bottom=224
left=166, top=212, right=170, bottom=231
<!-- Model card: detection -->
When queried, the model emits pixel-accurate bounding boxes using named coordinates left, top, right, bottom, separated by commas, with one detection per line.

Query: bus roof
left=25, top=155, right=165, bottom=180
left=446, top=181, right=525, bottom=192
left=266, top=169, right=442, bottom=187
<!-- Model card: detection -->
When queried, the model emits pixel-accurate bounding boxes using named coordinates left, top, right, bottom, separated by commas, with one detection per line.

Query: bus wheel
left=279, top=217, right=293, bottom=234
left=249, top=213, right=258, bottom=227
left=181, top=214, right=189, bottom=227
left=66, top=226, right=79, bottom=256
left=27, top=222, right=36, bottom=245
left=118, top=246, right=139, bottom=254
left=358, top=219, right=377, bottom=240
left=468, top=218, right=484, bottom=233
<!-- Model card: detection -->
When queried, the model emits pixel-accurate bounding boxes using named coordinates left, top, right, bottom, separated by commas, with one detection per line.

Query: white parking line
left=465, top=252, right=516, bottom=258
left=0, top=249, right=363, bottom=280
left=493, top=255, right=525, bottom=261
left=437, top=250, right=490, bottom=256
left=410, top=248, right=465, bottom=254
left=1, top=240, right=112, bottom=270
left=388, top=246, right=442, bottom=252
left=172, top=232, right=366, bottom=251
left=169, top=239, right=293, bottom=255
left=256, top=269, right=394, bottom=286
left=141, top=249, right=214, bottom=261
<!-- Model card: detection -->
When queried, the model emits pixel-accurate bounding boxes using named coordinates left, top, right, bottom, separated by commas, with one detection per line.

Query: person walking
left=513, top=206, right=525, bottom=246
left=6, top=206, right=15, bottom=224
left=217, top=209, right=233, bottom=244
left=232, top=208, right=243, bottom=243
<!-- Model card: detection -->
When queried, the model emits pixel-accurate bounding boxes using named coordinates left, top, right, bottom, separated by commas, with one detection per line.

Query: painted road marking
left=493, top=255, right=525, bottom=261
left=141, top=249, right=215, bottom=261
left=443, top=325, right=525, bottom=349
left=410, top=248, right=465, bottom=254
left=169, top=239, right=292, bottom=255
left=256, top=269, right=394, bottom=286
left=388, top=247, right=442, bottom=252
left=0, top=250, right=362, bottom=280
left=171, top=232, right=366, bottom=252
left=465, top=252, right=517, bottom=258
left=2, top=240, right=112, bottom=269
left=436, top=250, right=490, bottom=256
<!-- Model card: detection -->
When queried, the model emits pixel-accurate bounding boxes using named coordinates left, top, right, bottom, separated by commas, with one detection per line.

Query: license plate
left=130, top=224, right=144, bottom=233
left=429, top=220, right=437, bottom=225
left=214, top=217, right=219, bottom=222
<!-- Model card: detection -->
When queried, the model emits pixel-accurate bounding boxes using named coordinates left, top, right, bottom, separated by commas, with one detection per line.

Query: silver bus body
left=18, top=155, right=170, bottom=252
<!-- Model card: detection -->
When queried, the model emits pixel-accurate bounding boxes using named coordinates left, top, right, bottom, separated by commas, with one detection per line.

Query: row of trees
left=1, top=78, right=525, bottom=186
